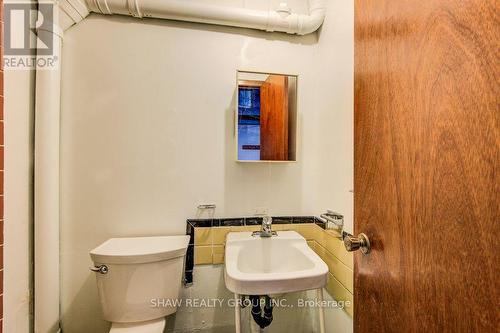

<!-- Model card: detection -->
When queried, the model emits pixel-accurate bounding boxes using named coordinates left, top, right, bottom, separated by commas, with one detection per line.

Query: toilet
left=89, top=235, right=190, bottom=332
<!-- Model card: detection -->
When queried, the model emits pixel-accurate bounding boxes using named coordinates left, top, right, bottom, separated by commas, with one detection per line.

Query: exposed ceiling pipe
left=34, top=3, right=64, bottom=331
left=84, top=0, right=326, bottom=35
left=58, top=0, right=90, bottom=30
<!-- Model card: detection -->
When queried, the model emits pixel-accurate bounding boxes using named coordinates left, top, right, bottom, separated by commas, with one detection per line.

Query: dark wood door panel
left=260, top=75, right=289, bottom=160
left=354, top=0, right=499, bottom=332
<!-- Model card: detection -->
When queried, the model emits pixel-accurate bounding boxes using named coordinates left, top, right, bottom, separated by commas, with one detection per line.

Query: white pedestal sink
left=225, top=231, right=328, bottom=295
left=224, top=231, right=328, bottom=332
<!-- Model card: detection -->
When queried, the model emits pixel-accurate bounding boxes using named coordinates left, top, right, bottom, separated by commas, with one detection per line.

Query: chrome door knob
left=343, top=233, right=371, bottom=254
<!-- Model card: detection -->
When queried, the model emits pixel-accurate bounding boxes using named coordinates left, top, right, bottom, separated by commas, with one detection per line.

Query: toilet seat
left=109, top=318, right=166, bottom=333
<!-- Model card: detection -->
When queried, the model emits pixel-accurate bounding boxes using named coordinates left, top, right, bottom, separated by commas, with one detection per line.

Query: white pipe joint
left=298, top=0, right=327, bottom=35
left=86, top=0, right=326, bottom=35
left=58, top=0, right=90, bottom=30
left=127, top=0, right=143, bottom=18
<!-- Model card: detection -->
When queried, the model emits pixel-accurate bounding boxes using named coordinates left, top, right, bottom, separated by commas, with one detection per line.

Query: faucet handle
left=326, top=210, right=343, bottom=219
left=262, top=216, right=272, bottom=224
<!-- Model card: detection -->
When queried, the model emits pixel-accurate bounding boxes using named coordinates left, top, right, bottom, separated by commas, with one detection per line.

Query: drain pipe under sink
left=249, top=295, right=274, bottom=329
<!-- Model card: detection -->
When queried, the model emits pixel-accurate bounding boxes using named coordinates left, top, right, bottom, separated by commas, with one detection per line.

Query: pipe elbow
left=58, top=0, right=90, bottom=31
left=297, top=0, right=326, bottom=35
left=299, top=12, right=325, bottom=34
left=86, top=0, right=112, bottom=15
left=270, top=0, right=326, bottom=35
left=296, top=12, right=324, bottom=35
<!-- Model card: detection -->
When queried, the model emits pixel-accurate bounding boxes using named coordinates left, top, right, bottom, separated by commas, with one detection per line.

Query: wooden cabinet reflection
left=237, top=71, right=297, bottom=162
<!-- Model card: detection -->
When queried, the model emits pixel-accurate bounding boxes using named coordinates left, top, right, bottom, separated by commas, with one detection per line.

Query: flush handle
left=90, top=265, right=108, bottom=274
left=343, top=233, right=371, bottom=254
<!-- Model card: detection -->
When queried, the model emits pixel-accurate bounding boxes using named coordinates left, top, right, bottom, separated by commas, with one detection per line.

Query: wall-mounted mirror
left=236, top=71, right=297, bottom=162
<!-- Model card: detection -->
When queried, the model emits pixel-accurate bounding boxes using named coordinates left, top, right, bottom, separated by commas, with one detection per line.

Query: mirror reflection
left=237, top=71, right=297, bottom=161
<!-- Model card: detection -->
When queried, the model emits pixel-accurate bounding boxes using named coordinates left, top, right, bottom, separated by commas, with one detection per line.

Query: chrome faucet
left=261, top=216, right=273, bottom=237
left=252, top=216, right=277, bottom=237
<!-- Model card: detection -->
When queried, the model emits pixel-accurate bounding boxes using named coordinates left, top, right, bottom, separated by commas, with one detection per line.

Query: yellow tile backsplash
left=233, top=225, right=260, bottom=233
left=313, top=242, right=353, bottom=293
left=269, top=224, right=287, bottom=231
left=194, top=245, right=212, bottom=265
left=194, top=227, right=212, bottom=246
left=326, top=273, right=354, bottom=317
left=192, top=223, right=354, bottom=317
left=324, top=232, right=353, bottom=269
left=212, top=227, right=232, bottom=245
left=280, top=223, right=317, bottom=240
left=212, top=245, right=225, bottom=264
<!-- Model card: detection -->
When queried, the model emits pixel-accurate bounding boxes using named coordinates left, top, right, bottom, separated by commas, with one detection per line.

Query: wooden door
left=260, top=75, right=289, bottom=160
left=354, top=1, right=498, bottom=332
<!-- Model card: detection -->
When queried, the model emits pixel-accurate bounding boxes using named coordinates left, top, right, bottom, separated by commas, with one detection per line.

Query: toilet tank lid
left=90, top=235, right=190, bottom=264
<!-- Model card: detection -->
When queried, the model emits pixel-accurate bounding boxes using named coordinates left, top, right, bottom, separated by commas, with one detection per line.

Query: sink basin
left=224, top=231, right=328, bottom=295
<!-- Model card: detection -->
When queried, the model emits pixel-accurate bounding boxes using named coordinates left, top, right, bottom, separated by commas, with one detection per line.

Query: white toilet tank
left=90, top=235, right=190, bottom=323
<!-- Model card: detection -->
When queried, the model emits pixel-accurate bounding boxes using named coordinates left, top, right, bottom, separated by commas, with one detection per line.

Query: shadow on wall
left=61, top=274, right=111, bottom=333
left=79, top=13, right=320, bottom=47
left=166, top=266, right=235, bottom=332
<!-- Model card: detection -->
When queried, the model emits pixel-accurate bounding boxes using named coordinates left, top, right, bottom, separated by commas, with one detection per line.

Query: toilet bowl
left=90, top=235, right=190, bottom=332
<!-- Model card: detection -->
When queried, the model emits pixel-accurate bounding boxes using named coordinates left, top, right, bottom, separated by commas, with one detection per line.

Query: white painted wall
left=59, top=0, right=353, bottom=331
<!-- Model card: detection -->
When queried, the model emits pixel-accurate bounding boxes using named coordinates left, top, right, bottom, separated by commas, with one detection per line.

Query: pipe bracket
left=127, top=0, right=143, bottom=18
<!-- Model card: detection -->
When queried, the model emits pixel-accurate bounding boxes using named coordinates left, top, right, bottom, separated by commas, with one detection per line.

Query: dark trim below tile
left=218, top=218, right=244, bottom=227
left=271, top=216, right=294, bottom=224
left=313, top=217, right=327, bottom=229
left=244, top=217, right=263, bottom=226
left=292, top=216, right=316, bottom=224
left=187, top=219, right=214, bottom=228
left=184, top=244, right=194, bottom=284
